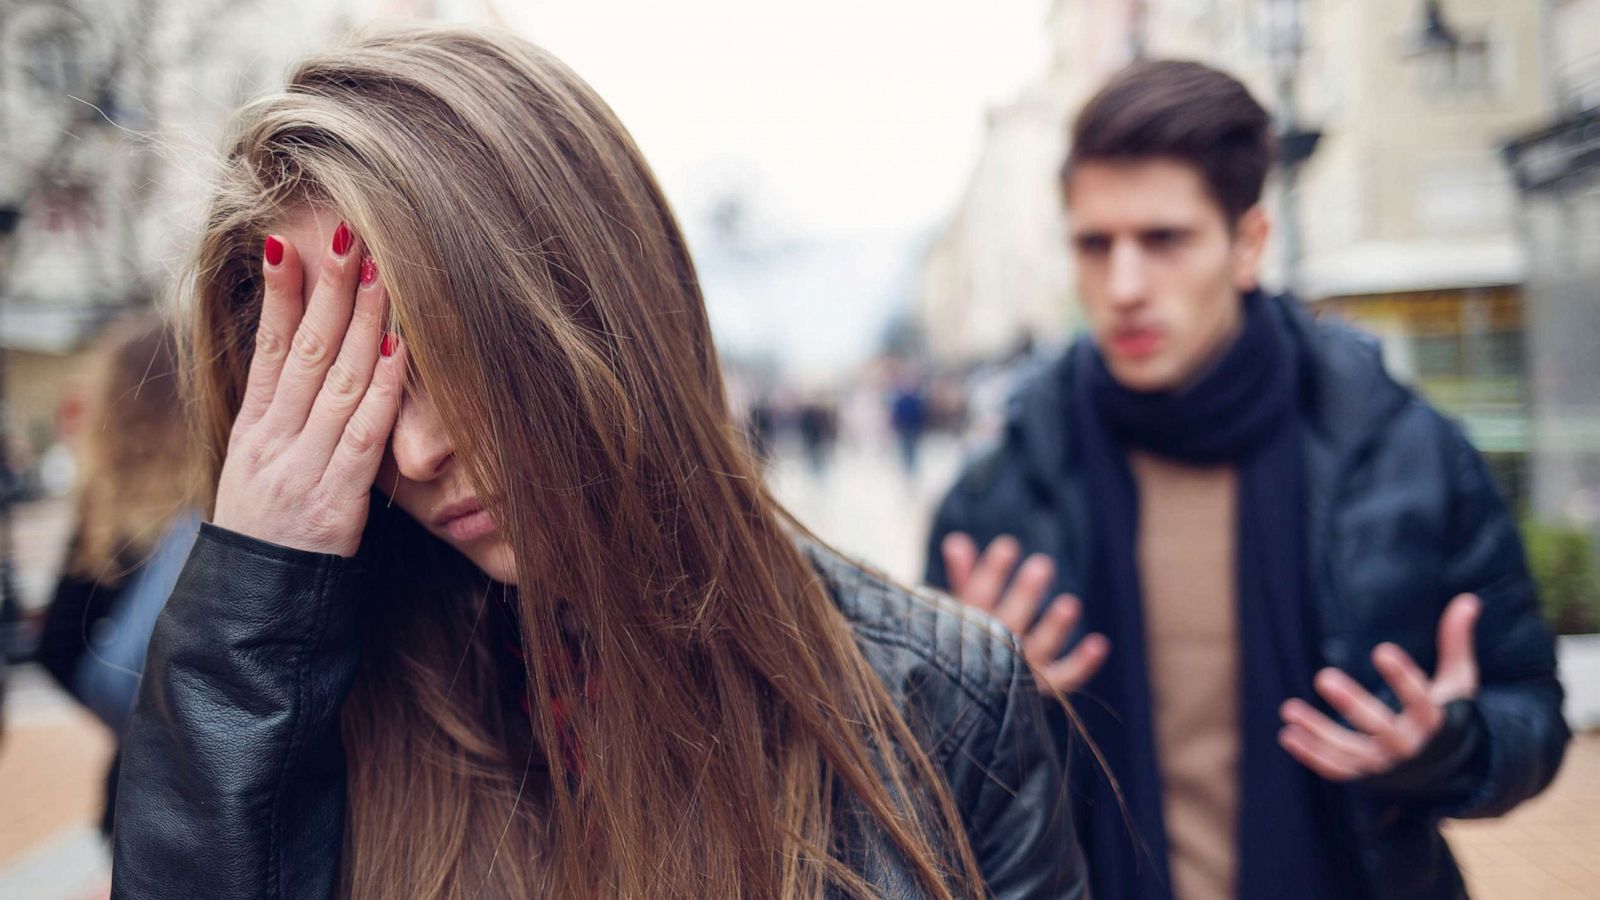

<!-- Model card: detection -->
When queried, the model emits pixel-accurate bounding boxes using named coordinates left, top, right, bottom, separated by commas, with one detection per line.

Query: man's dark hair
left=1062, top=59, right=1274, bottom=225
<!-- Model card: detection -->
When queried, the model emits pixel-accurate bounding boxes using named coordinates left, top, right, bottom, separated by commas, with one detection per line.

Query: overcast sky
left=499, top=0, right=1050, bottom=233
left=489, top=1, right=1052, bottom=376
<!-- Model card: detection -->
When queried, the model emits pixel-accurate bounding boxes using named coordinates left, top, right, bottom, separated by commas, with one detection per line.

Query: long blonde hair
left=183, top=25, right=985, bottom=898
left=68, top=314, right=194, bottom=585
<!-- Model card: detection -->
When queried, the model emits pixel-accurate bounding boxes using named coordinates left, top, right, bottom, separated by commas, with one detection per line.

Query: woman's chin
left=467, top=542, right=519, bottom=586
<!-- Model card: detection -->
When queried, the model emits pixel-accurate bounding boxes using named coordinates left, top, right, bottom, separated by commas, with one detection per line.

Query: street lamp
left=1264, top=0, right=1323, bottom=296
left=0, top=205, right=19, bottom=693
left=1407, top=0, right=1462, bottom=59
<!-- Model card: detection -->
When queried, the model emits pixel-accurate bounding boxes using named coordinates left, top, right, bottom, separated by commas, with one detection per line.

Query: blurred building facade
left=0, top=0, right=495, bottom=472
left=921, top=0, right=1559, bottom=512
left=917, top=79, right=1075, bottom=365
left=1502, top=0, right=1600, bottom=529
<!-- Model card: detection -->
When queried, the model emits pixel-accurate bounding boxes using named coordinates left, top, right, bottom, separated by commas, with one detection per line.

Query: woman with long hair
left=34, top=313, right=199, bottom=835
left=111, top=25, right=1085, bottom=899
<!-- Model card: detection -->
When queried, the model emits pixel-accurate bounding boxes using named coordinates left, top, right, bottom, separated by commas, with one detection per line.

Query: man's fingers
left=1434, top=593, right=1481, bottom=699
left=1373, top=643, right=1440, bottom=732
left=1021, top=594, right=1079, bottom=670
left=1313, top=667, right=1408, bottom=756
left=301, top=254, right=388, bottom=461
left=994, top=554, right=1055, bottom=634
left=1279, top=699, right=1386, bottom=773
left=941, top=533, right=979, bottom=596
left=238, top=235, right=306, bottom=427
left=1279, top=724, right=1368, bottom=782
left=1038, top=632, right=1109, bottom=695
left=323, top=334, right=405, bottom=496
left=962, top=535, right=1021, bottom=612
left=265, top=219, right=364, bottom=431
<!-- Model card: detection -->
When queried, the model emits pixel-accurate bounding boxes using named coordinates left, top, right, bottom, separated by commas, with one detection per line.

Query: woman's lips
left=433, top=498, right=498, bottom=542
left=441, top=509, right=497, bottom=542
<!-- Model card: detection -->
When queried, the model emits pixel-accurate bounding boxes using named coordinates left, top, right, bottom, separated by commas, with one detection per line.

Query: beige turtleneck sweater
left=1130, top=449, right=1242, bottom=900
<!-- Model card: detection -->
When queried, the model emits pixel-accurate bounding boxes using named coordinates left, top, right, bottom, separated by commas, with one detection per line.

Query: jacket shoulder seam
left=848, top=586, right=1017, bottom=726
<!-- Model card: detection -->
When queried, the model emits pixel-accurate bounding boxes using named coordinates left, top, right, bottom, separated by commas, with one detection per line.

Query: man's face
left=1065, top=158, right=1267, bottom=393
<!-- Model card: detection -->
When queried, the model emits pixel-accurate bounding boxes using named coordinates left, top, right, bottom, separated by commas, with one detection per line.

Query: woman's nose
left=388, top=393, right=454, bottom=482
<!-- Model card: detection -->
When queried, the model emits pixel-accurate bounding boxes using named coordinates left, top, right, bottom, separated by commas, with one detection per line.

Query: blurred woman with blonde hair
left=34, top=312, right=198, bottom=835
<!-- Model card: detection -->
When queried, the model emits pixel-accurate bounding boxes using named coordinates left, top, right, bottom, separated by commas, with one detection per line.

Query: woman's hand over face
left=212, top=222, right=406, bottom=557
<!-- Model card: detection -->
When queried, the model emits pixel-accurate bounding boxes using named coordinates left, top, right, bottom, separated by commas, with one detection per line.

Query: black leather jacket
left=110, top=524, right=1088, bottom=899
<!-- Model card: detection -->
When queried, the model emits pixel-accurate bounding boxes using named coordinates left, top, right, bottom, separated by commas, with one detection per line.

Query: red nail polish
left=360, top=255, right=377, bottom=285
left=381, top=333, right=396, bottom=357
left=332, top=222, right=353, bottom=256
left=264, top=236, right=284, bottom=267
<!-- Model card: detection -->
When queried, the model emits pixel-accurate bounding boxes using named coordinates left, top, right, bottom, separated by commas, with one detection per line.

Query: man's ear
left=1231, top=205, right=1270, bottom=293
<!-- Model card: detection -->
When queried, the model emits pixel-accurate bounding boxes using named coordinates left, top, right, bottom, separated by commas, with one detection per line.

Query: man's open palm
left=1279, top=593, right=1481, bottom=781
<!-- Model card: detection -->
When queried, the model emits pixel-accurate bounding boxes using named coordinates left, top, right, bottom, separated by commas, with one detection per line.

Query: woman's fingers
left=301, top=254, right=388, bottom=460
left=323, top=334, right=405, bottom=499
left=263, top=220, right=363, bottom=432
left=212, top=217, right=398, bottom=559
left=237, top=235, right=306, bottom=428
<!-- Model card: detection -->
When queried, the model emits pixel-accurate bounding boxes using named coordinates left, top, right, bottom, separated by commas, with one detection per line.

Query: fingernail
left=264, top=236, right=284, bottom=267
left=360, top=255, right=377, bottom=285
left=381, top=332, right=396, bottom=357
left=332, top=222, right=353, bottom=257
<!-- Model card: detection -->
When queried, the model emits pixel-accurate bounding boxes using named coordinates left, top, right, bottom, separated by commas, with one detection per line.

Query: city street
left=1, top=439, right=1597, bottom=897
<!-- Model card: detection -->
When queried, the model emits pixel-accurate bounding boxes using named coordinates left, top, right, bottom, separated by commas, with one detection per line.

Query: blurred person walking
left=797, top=393, right=838, bottom=476
left=926, top=61, right=1567, bottom=900
left=890, top=375, right=928, bottom=476
left=32, top=313, right=200, bottom=836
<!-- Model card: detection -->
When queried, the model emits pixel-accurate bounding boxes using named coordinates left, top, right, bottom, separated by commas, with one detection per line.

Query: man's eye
left=1074, top=235, right=1111, bottom=256
left=1143, top=230, right=1184, bottom=250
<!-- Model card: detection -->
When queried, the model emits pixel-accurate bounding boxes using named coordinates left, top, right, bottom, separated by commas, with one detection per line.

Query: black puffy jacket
left=110, top=524, right=1088, bottom=899
left=925, top=294, right=1569, bottom=900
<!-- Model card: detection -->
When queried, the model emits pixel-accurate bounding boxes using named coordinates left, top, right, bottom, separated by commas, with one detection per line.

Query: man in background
left=925, top=60, right=1568, bottom=900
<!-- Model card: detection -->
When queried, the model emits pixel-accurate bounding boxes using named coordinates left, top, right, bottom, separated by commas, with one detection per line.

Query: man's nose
left=1107, top=240, right=1147, bottom=307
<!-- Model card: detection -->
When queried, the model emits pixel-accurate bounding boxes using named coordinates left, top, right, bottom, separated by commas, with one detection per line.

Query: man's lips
left=432, top=498, right=497, bottom=542
left=1107, top=327, right=1164, bottom=359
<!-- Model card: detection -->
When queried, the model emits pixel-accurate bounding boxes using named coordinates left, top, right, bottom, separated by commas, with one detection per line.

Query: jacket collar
left=1004, top=293, right=1414, bottom=498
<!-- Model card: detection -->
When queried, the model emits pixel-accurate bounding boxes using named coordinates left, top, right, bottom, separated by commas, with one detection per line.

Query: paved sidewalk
left=1, top=668, right=114, bottom=900
left=3, top=451, right=1597, bottom=898
left=1444, top=739, right=1600, bottom=898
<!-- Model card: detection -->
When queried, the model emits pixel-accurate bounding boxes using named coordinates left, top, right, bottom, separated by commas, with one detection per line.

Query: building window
left=1421, top=34, right=1497, bottom=98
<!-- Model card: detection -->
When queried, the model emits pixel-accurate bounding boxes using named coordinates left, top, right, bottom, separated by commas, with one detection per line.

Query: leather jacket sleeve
left=950, top=630, right=1088, bottom=899
left=111, top=523, right=362, bottom=900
